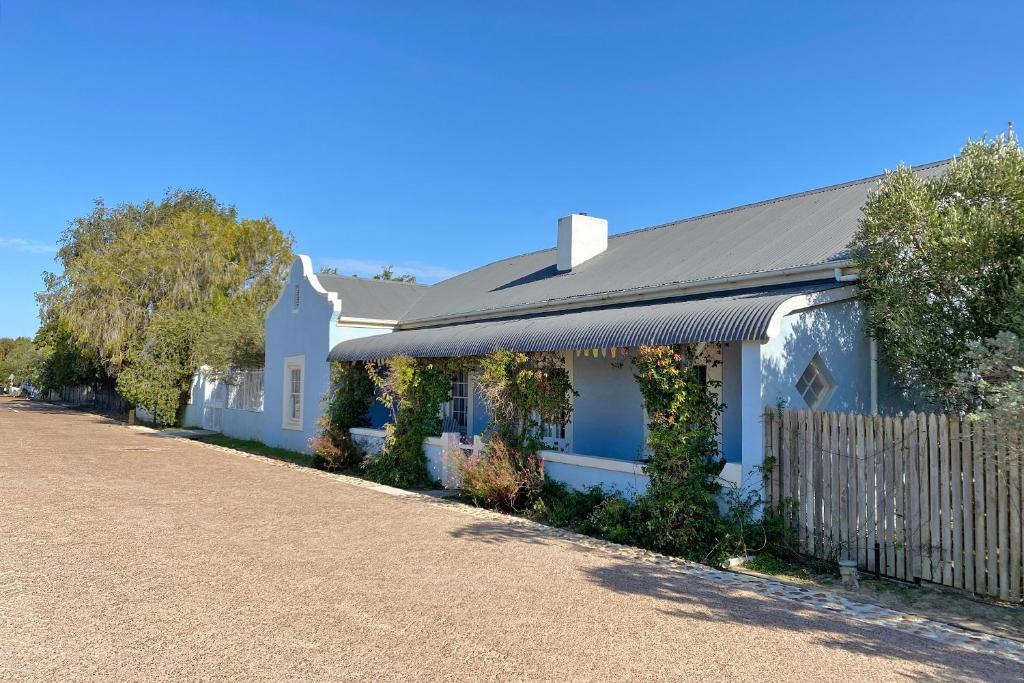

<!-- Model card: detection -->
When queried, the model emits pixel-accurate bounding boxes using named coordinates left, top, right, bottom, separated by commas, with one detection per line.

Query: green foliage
left=466, top=346, right=735, bottom=564
left=743, top=552, right=804, bottom=577
left=458, top=350, right=577, bottom=512
left=33, top=321, right=107, bottom=392
left=311, top=361, right=376, bottom=471
left=530, top=480, right=647, bottom=546
left=114, top=310, right=197, bottom=424
left=0, top=336, right=41, bottom=387
left=459, top=435, right=545, bottom=512
left=955, top=332, right=1024, bottom=423
left=365, top=355, right=457, bottom=487
left=476, top=350, right=576, bottom=453
left=580, top=494, right=649, bottom=546
left=632, top=345, right=725, bottom=560
left=38, top=189, right=293, bottom=424
left=198, top=434, right=317, bottom=468
left=373, top=265, right=416, bottom=282
left=954, top=332, right=1024, bottom=468
left=531, top=480, right=608, bottom=528
left=852, top=132, right=1024, bottom=410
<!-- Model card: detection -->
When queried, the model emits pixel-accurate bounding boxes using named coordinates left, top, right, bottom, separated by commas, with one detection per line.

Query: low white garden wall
left=348, top=427, right=651, bottom=496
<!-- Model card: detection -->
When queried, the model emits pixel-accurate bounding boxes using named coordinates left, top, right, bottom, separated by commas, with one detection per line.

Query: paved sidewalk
left=1, top=398, right=1020, bottom=681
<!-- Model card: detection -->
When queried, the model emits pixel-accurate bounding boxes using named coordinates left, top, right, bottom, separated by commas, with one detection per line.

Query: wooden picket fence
left=763, top=409, right=1023, bottom=602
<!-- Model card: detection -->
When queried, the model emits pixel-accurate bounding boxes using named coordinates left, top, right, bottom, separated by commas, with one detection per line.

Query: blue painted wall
left=760, top=299, right=871, bottom=413
left=262, top=258, right=392, bottom=453
left=181, top=374, right=264, bottom=441
left=262, top=260, right=335, bottom=452
left=471, top=379, right=490, bottom=436
left=720, top=342, right=743, bottom=464
left=570, top=352, right=646, bottom=461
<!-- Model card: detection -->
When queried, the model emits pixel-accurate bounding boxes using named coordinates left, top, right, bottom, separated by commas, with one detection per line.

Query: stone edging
left=184, top=435, right=1024, bottom=665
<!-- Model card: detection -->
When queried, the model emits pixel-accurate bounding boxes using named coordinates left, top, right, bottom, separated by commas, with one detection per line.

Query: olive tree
left=852, top=132, right=1024, bottom=411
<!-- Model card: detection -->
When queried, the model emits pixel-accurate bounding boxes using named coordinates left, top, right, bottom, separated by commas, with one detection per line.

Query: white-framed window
left=293, top=285, right=301, bottom=311
left=796, top=352, right=835, bottom=410
left=441, top=370, right=470, bottom=435
left=282, top=355, right=305, bottom=430
left=540, top=353, right=574, bottom=452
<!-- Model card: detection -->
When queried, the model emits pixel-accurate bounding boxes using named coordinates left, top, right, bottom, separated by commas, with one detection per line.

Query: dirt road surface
left=1, top=398, right=1018, bottom=681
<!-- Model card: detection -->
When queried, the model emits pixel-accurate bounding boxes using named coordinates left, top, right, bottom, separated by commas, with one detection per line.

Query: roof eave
left=397, top=260, right=855, bottom=330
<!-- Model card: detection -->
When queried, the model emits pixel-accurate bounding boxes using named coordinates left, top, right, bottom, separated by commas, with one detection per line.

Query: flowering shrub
left=459, top=436, right=544, bottom=512
left=310, top=361, right=374, bottom=471
left=310, top=428, right=363, bottom=472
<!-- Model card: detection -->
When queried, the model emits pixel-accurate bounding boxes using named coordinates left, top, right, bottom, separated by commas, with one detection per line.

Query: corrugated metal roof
left=400, top=160, right=949, bottom=324
left=316, top=274, right=427, bottom=321
left=328, top=281, right=843, bottom=360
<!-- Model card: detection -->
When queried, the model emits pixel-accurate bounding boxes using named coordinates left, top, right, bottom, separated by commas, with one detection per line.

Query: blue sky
left=1, top=1, right=1021, bottom=337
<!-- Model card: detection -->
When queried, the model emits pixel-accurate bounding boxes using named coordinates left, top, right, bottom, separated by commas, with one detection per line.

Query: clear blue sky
left=1, top=1, right=1021, bottom=337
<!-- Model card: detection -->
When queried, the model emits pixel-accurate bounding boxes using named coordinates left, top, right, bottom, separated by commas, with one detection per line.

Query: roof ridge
left=610, top=158, right=952, bottom=240
left=317, top=272, right=428, bottom=288
left=427, top=158, right=952, bottom=283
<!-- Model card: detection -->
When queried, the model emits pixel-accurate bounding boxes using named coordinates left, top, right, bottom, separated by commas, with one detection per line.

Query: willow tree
left=38, top=189, right=293, bottom=423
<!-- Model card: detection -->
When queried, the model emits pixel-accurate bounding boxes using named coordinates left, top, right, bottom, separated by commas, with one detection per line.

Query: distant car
left=19, top=382, right=38, bottom=399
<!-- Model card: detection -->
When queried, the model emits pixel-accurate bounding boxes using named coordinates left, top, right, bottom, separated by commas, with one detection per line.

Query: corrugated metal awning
left=328, top=281, right=844, bottom=361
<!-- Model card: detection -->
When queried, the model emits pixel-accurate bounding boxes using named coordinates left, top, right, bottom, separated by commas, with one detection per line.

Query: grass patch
left=743, top=553, right=806, bottom=577
left=197, top=434, right=316, bottom=468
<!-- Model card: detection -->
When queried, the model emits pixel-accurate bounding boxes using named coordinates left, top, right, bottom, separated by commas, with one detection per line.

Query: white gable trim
left=268, top=255, right=343, bottom=319
left=298, top=254, right=342, bottom=314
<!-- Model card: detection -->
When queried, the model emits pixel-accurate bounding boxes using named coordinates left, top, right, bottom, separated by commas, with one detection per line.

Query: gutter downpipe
left=869, top=338, right=879, bottom=415
left=833, top=267, right=878, bottom=414
left=832, top=267, right=859, bottom=283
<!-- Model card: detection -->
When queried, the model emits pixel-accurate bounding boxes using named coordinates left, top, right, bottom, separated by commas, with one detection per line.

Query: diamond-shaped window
left=795, top=353, right=835, bottom=410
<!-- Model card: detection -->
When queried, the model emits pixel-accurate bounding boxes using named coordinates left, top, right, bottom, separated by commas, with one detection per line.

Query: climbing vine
left=310, top=360, right=375, bottom=471
left=460, top=350, right=577, bottom=511
left=475, top=350, right=576, bottom=453
left=366, top=355, right=469, bottom=488
left=632, top=344, right=726, bottom=559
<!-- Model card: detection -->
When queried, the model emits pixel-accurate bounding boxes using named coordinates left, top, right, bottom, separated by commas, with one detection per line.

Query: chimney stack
left=556, top=214, right=608, bottom=271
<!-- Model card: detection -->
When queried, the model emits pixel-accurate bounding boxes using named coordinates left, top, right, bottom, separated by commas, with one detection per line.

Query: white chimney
left=556, top=213, right=608, bottom=271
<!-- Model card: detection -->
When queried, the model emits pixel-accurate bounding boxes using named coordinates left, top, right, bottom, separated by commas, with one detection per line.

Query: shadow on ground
left=449, top=518, right=1015, bottom=681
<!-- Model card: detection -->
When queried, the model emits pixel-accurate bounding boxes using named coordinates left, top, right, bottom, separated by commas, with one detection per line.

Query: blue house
left=186, top=162, right=941, bottom=496
left=327, top=163, right=945, bottom=494
left=183, top=256, right=425, bottom=451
